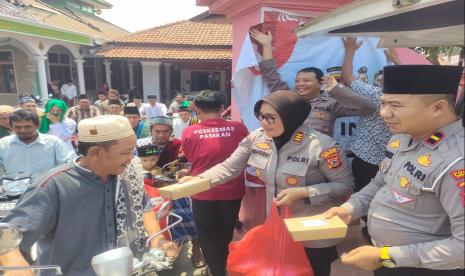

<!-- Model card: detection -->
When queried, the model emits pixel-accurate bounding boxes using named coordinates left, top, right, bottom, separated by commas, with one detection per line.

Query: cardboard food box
left=157, top=178, right=212, bottom=200
left=284, top=215, right=348, bottom=242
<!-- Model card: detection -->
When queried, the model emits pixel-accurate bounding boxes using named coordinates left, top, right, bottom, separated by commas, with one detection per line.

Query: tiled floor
left=159, top=221, right=373, bottom=276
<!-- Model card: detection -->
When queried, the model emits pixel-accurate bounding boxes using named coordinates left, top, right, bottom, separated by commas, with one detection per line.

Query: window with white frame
left=0, top=51, right=17, bottom=94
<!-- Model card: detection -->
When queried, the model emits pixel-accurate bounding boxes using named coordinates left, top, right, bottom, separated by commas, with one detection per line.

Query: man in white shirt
left=61, top=80, right=77, bottom=107
left=139, top=95, right=167, bottom=122
left=172, top=106, right=192, bottom=139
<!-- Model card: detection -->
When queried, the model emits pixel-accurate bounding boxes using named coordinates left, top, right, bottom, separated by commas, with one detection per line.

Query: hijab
left=39, top=99, right=68, bottom=133
left=254, top=90, right=311, bottom=150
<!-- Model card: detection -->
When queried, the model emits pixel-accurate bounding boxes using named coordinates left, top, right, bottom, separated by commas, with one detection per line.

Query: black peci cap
left=383, top=65, right=463, bottom=95
left=124, top=106, right=139, bottom=115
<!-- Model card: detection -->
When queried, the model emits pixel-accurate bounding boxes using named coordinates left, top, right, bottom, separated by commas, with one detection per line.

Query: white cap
left=78, top=115, right=135, bottom=142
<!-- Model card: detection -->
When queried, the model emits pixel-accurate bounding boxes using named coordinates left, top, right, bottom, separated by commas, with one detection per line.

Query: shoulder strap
left=422, top=156, right=464, bottom=192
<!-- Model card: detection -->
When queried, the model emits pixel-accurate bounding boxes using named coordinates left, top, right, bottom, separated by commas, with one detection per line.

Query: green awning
left=0, top=18, right=93, bottom=46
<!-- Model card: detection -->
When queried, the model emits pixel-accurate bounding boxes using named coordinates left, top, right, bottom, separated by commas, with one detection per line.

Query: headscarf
left=254, top=90, right=311, bottom=150
left=39, top=99, right=68, bottom=133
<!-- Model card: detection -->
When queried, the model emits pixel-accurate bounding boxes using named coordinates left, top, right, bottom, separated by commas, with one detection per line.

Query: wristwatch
left=380, top=246, right=396, bottom=268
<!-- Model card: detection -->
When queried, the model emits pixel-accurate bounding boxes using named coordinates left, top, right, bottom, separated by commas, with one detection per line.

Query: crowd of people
left=0, top=34, right=463, bottom=276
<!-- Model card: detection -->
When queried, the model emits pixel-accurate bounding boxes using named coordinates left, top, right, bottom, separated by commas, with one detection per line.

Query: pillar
left=164, top=63, right=173, bottom=98
left=35, top=55, right=48, bottom=101
left=74, top=59, right=86, bottom=94
left=140, top=61, right=161, bottom=101
left=127, top=62, right=135, bottom=91
left=103, top=60, right=112, bottom=89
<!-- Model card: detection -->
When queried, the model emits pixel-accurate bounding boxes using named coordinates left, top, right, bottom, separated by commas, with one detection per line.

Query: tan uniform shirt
left=200, top=125, right=354, bottom=248
left=259, top=58, right=376, bottom=136
left=342, top=119, right=464, bottom=269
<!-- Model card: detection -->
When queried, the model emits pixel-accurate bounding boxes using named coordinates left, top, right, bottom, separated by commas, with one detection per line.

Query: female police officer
left=181, top=90, right=354, bottom=276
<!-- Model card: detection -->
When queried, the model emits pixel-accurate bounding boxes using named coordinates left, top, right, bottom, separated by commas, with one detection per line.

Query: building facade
left=97, top=13, right=232, bottom=105
left=0, top=0, right=128, bottom=106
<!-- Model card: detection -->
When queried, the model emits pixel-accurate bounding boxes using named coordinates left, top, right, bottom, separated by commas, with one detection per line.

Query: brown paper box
left=157, top=178, right=212, bottom=200
left=284, top=215, right=348, bottom=241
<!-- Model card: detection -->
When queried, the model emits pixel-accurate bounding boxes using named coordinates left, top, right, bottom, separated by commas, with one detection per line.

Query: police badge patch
left=417, top=154, right=432, bottom=167
left=390, top=140, right=400, bottom=148
left=450, top=169, right=464, bottom=181
left=286, top=176, right=299, bottom=186
left=326, top=155, right=342, bottom=169
left=400, top=176, right=409, bottom=188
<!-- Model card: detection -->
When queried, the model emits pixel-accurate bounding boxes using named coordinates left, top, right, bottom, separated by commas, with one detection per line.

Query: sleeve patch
left=320, top=146, right=342, bottom=169
left=320, top=146, right=339, bottom=159
left=450, top=169, right=464, bottom=181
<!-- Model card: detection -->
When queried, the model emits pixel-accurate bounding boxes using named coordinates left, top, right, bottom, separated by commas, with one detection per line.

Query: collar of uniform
left=421, top=119, right=463, bottom=149
left=12, top=131, right=47, bottom=145
left=309, top=92, right=327, bottom=103
left=257, top=127, right=274, bottom=141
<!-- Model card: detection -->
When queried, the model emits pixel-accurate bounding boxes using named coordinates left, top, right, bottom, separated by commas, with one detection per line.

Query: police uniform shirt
left=259, top=58, right=376, bottom=136
left=200, top=124, right=354, bottom=248
left=342, top=119, right=464, bottom=270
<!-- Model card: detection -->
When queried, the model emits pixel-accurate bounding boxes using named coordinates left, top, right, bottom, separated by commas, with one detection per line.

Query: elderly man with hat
left=124, top=105, right=150, bottom=139
left=325, top=65, right=464, bottom=276
left=0, top=115, right=178, bottom=276
left=139, top=95, right=167, bottom=122
left=0, top=105, right=15, bottom=139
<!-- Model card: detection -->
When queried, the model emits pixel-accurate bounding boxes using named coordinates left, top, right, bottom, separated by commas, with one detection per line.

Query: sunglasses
left=255, top=112, right=278, bottom=124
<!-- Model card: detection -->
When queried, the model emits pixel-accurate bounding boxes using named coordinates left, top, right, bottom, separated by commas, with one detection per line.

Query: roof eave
left=0, top=14, right=95, bottom=46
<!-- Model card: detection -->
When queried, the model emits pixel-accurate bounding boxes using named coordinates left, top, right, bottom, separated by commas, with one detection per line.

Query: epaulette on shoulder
left=423, top=131, right=446, bottom=149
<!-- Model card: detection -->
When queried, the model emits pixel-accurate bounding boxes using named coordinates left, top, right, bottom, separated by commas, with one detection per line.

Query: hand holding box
left=284, top=214, right=348, bottom=241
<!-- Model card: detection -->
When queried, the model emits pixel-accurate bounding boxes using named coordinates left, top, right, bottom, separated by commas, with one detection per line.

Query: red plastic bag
left=227, top=203, right=314, bottom=276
